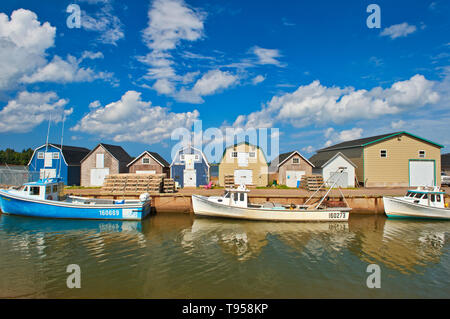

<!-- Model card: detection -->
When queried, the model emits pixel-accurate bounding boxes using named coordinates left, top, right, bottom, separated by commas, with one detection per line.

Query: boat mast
left=58, top=113, right=65, bottom=179
left=43, top=113, right=52, bottom=179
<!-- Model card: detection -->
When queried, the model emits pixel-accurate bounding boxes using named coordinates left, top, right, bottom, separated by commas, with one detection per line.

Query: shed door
left=237, top=152, right=249, bottom=167
left=185, top=154, right=195, bottom=170
left=286, top=170, right=305, bottom=187
left=184, top=169, right=196, bottom=187
left=329, top=172, right=348, bottom=188
left=44, top=152, right=53, bottom=167
left=91, top=168, right=109, bottom=186
left=234, top=169, right=253, bottom=185
left=409, top=161, right=435, bottom=186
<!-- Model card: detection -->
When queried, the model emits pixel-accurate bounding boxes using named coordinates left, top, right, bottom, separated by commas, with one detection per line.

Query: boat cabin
left=209, top=185, right=249, bottom=208
left=403, top=187, right=445, bottom=208
left=14, top=178, right=64, bottom=201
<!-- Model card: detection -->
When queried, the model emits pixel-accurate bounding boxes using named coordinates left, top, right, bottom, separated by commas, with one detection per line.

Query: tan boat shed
left=127, top=151, right=170, bottom=177
left=269, top=151, right=314, bottom=187
left=314, top=131, right=443, bottom=187
left=219, top=142, right=268, bottom=187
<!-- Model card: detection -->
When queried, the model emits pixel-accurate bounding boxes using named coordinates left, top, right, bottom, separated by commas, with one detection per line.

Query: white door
left=409, top=161, right=435, bottom=186
left=44, top=152, right=53, bottom=167
left=234, top=169, right=253, bottom=185
left=136, top=170, right=156, bottom=174
left=184, top=169, right=196, bottom=187
left=185, top=154, right=195, bottom=170
left=96, top=154, right=104, bottom=168
left=91, top=168, right=109, bottom=186
left=40, top=169, right=56, bottom=179
left=237, top=152, right=249, bottom=167
left=286, top=170, right=305, bottom=187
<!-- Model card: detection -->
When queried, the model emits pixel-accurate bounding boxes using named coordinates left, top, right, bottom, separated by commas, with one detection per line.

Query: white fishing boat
left=383, top=187, right=450, bottom=220
left=192, top=168, right=351, bottom=222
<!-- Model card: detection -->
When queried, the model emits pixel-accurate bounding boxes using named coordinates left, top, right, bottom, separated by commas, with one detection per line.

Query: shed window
left=418, top=150, right=425, bottom=158
left=142, top=158, right=150, bottom=164
left=249, top=152, right=256, bottom=158
left=180, top=154, right=185, bottom=161
left=380, top=150, right=387, bottom=158
left=195, top=154, right=199, bottom=160
left=37, top=152, right=44, bottom=159
left=52, top=152, right=59, bottom=159
left=293, top=158, right=300, bottom=164
left=231, top=152, right=238, bottom=158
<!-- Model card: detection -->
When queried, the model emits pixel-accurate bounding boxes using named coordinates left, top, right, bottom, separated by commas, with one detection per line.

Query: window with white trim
left=180, top=154, right=185, bottom=161
left=37, top=152, right=44, bottom=159
left=231, top=152, right=238, bottom=158
left=52, top=152, right=59, bottom=159
left=380, top=150, right=387, bottom=158
left=293, top=158, right=299, bottom=164
left=418, top=150, right=425, bottom=158
left=195, top=154, right=200, bottom=160
left=249, top=152, right=256, bottom=158
left=142, top=157, right=150, bottom=164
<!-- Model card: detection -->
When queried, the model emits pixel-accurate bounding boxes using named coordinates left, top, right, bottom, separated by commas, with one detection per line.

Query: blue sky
left=0, top=0, right=449, bottom=162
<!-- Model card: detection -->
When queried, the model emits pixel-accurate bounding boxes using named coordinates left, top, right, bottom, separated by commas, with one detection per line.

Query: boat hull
left=192, top=195, right=350, bottom=222
left=0, top=190, right=151, bottom=221
left=383, top=196, right=450, bottom=220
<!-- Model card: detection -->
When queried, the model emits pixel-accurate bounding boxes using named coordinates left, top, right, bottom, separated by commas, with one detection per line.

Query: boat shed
left=127, top=151, right=170, bottom=176
left=269, top=151, right=314, bottom=187
left=442, top=153, right=450, bottom=175
left=309, top=152, right=356, bottom=188
left=170, top=146, right=210, bottom=188
left=219, top=142, right=268, bottom=187
left=80, top=143, right=133, bottom=186
left=28, top=143, right=90, bottom=185
left=314, top=131, right=443, bottom=187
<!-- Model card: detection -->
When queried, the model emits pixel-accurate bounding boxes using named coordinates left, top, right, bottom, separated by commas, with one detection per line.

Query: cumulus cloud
left=0, top=91, right=69, bottom=133
left=71, top=90, right=200, bottom=144
left=380, top=22, right=417, bottom=39
left=235, top=74, right=439, bottom=129
left=0, top=9, right=55, bottom=91
left=324, top=127, right=363, bottom=147
left=252, top=75, right=265, bottom=85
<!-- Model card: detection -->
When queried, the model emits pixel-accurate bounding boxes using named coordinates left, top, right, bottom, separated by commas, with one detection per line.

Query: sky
left=0, top=0, right=449, bottom=163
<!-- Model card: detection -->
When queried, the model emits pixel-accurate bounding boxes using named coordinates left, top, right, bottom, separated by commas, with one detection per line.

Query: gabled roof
left=81, top=143, right=132, bottom=163
left=127, top=151, right=170, bottom=167
left=28, top=143, right=90, bottom=166
left=273, top=150, right=314, bottom=168
left=309, top=151, right=357, bottom=169
left=317, top=131, right=443, bottom=152
left=442, top=153, right=450, bottom=169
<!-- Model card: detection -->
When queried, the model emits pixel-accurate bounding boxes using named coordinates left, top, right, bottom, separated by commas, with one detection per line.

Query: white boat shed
left=309, top=152, right=356, bottom=188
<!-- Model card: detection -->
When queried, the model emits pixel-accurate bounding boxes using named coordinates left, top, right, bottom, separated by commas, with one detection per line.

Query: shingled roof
left=127, top=151, right=170, bottom=167
left=317, top=131, right=443, bottom=152
left=271, top=151, right=314, bottom=167
left=309, top=151, right=356, bottom=168
left=81, top=143, right=133, bottom=163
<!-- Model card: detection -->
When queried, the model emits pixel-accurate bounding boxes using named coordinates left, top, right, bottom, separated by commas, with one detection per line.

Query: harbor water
left=0, top=213, right=448, bottom=298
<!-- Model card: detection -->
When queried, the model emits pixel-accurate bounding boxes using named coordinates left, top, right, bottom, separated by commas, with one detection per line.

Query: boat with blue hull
left=0, top=178, right=151, bottom=221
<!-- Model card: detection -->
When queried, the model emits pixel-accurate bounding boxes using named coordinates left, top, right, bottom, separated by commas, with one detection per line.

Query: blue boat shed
left=28, top=143, right=90, bottom=186
left=170, top=146, right=210, bottom=188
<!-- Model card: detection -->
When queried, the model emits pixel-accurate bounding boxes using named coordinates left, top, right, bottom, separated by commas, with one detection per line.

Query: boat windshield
left=406, top=192, right=414, bottom=197
left=224, top=191, right=230, bottom=198
left=414, top=193, right=423, bottom=199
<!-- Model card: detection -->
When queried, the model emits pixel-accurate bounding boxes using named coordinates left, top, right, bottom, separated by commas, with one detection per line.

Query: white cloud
left=252, top=75, right=265, bottom=85
left=80, top=2, right=124, bottom=45
left=21, top=55, right=114, bottom=84
left=301, top=145, right=315, bottom=154
left=233, top=74, right=440, bottom=129
left=0, top=9, right=55, bottom=90
left=88, top=100, right=101, bottom=109
left=323, top=128, right=363, bottom=147
left=81, top=51, right=104, bottom=60
left=252, top=46, right=283, bottom=66
left=192, top=69, right=238, bottom=96
left=391, top=120, right=406, bottom=129
left=71, top=90, right=200, bottom=144
left=0, top=91, right=69, bottom=133
left=380, top=22, right=417, bottom=39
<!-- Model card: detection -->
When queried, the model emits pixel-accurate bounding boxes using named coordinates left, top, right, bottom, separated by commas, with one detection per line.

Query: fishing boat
left=192, top=168, right=351, bottom=222
left=383, top=186, right=450, bottom=220
left=0, top=178, right=151, bottom=221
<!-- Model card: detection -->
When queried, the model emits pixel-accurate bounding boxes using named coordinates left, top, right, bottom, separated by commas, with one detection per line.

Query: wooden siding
left=81, top=145, right=119, bottom=186
left=364, top=134, right=441, bottom=187
left=277, top=153, right=313, bottom=185
left=128, top=153, right=168, bottom=176
left=219, top=143, right=268, bottom=187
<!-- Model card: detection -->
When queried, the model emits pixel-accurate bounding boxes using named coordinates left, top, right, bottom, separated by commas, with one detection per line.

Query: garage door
left=328, top=172, right=348, bottom=188
left=286, top=170, right=305, bottom=187
left=91, top=168, right=109, bottom=186
left=409, top=161, right=435, bottom=186
left=184, top=169, right=196, bottom=187
left=234, top=169, right=253, bottom=185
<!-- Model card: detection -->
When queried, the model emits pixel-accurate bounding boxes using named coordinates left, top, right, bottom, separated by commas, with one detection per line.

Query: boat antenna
left=58, top=112, right=66, bottom=179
